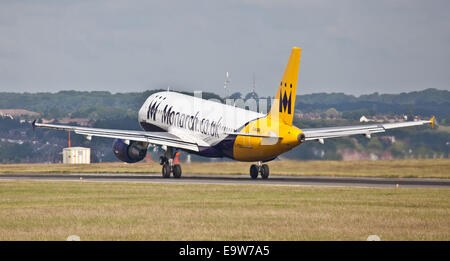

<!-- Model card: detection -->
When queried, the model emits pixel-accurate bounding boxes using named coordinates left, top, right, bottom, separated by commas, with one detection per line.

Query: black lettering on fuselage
left=147, top=99, right=161, bottom=121
left=146, top=96, right=235, bottom=138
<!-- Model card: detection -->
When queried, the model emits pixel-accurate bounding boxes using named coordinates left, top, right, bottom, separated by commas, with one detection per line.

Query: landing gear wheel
left=260, top=164, right=269, bottom=179
left=162, top=164, right=171, bottom=178
left=173, top=164, right=182, bottom=178
left=159, top=156, right=168, bottom=165
left=250, top=164, right=258, bottom=179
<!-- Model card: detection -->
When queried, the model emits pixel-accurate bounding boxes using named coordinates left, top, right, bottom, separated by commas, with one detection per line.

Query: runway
left=0, top=173, right=449, bottom=188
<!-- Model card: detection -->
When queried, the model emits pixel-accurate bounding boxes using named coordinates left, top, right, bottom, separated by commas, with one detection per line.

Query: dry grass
left=0, top=159, right=449, bottom=179
left=436, top=125, right=450, bottom=133
left=0, top=181, right=448, bottom=241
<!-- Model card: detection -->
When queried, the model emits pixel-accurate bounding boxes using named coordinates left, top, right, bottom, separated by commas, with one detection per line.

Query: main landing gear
left=250, top=161, right=269, bottom=180
left=159, top=147, right=182, bottom=178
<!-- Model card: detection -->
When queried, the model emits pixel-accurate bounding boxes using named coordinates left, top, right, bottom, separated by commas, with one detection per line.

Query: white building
left=63, top=147, right=91, bottom=164
left=360, top=115, right=370, bottom=123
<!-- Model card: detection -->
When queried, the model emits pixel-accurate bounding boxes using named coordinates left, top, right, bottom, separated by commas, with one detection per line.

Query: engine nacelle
left=112, top=139, right=148, bottom=163
left=298, top=133, right=306, bottom=143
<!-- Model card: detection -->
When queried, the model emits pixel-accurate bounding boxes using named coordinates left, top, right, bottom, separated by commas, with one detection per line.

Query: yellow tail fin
left=267, top=47, right=301, bottom=126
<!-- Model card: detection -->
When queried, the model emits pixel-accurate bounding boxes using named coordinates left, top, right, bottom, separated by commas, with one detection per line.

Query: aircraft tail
left=267, top=47, right=301, bottom=126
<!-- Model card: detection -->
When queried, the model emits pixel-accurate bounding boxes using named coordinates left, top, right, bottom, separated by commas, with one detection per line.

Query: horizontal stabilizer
left=302, top=119, right=433, bottom=142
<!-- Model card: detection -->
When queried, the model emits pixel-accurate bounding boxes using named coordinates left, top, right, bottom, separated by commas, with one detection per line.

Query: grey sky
left=0, top=0, right=449, bottom=96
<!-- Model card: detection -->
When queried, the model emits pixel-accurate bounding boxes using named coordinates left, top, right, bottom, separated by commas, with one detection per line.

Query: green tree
left=229, top=92, right=242, bottom=100
left=325, top=108, right=339, bottom=119
left=390, top=141, right=407, bottom=158
left=367, top=137, right=383, bottom=152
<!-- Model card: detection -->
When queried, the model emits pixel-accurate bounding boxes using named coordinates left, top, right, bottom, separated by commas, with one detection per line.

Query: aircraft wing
left=32, top=121, right=199, bottom=152
left=302, top=117, right=434, bottom=142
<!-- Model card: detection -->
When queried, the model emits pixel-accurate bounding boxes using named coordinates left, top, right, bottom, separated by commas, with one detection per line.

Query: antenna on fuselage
left=224, top=72, right=230, bottom=99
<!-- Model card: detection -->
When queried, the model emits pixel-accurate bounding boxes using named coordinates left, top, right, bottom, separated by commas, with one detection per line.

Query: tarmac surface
left=0, top=173, right=449, bottom=188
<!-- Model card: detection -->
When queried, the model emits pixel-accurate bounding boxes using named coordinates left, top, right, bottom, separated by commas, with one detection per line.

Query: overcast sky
left=0, top=0, right=449, bottom=96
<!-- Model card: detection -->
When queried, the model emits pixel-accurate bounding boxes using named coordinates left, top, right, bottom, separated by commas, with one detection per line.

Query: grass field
left=1, top=159, right=449, bottom=179
left=0, top=180, right=448, bottom=241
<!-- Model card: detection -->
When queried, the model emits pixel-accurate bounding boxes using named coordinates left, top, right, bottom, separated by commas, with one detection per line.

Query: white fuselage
left=138, top=91, right=263, bottom=147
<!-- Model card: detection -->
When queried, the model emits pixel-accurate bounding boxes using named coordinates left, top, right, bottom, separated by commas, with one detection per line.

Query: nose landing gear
left=249, top=161, right=269, bottom=180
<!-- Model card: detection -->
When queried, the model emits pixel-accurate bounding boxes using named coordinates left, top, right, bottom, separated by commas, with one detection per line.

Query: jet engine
left=298, top=133, right=306, bottom=143
left=112, top=139, right=148, bottom=163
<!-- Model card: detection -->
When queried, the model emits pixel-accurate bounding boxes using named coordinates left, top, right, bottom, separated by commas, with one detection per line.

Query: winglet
left=430, top=116, right=435, bottom=128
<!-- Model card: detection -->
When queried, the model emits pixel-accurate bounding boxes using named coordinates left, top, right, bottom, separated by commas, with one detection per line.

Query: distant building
left=41, top=119, right=55, bottom=124
left=295, top=112, right=322, bottom=120
left=0, top=109, right=40, bottom=118
left=339, top=149, right=393, bottom=161
left=379, top=136, right=396, bottom=144
left=63, top=147, right=91, bottom=164
left=360, top=116, right=370, bottom=123
left=360, top=114, right=418, bottom=123
left=40, top=118, right=91, bottom=126
left=340, top=149, right=369, bottom=161
left=58, top=118, right=90, bottom=126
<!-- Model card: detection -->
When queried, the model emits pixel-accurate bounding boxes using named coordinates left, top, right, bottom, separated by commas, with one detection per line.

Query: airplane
left=32, top=47, right=435, bottom=179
